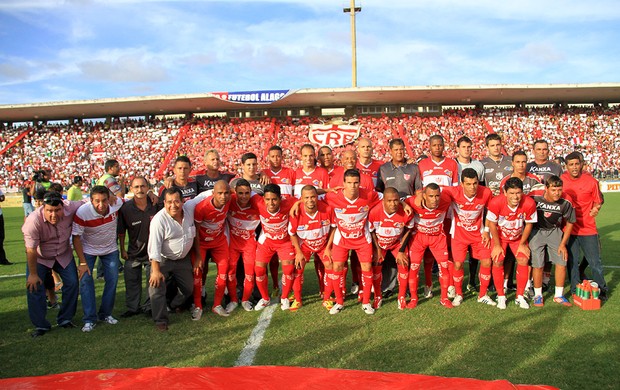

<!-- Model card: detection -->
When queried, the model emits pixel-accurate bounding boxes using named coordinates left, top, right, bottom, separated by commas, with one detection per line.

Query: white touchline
left=235, top=304, right=277, bottom=367
left=0, top=273, right=26, bottom=279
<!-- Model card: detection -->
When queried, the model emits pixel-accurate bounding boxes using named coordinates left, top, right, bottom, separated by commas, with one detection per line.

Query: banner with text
left=601, top=181, right=620, bottom=193
left=308, top=119, right=361, bottom=148
left=211, top=90, right=289, bottom=104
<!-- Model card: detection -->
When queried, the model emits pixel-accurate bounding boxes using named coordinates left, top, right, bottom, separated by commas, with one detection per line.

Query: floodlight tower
left=343, top=0, right=361, bottom=88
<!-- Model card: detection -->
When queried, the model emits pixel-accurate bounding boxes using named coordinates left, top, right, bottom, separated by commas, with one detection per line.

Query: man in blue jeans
left=23, top=191, right=82, bottom=337
left=73, top=185, right=124, bottom=332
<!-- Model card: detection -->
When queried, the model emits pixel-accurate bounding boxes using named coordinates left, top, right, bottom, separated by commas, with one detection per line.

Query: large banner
left=211, top=90, right=289, bottom=104
left=308, top=118, right=361, bottom=147
left=601, top=181, right=620, bottom=192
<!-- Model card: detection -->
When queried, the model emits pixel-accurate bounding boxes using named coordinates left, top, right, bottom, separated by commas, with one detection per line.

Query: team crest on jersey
left=544, top=212, right=552, bottom=218
left=496, top=173, right=504, bottom=180
left=403, top=174, right=411, bottom=181
left=313, top=179, right=320, bottom=186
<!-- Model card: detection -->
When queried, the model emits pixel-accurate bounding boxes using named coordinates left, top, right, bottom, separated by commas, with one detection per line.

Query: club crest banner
left=308, top=118, right=361, bottom=147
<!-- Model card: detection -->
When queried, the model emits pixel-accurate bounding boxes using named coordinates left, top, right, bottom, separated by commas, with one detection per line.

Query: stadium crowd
left=1, top=105, right=619, bottom=193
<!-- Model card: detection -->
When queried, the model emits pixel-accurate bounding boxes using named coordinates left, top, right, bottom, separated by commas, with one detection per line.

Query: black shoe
left=121, top=310, right=140, bottom=318
left=382, top=289, right=394, bottom=299
left=599, top=291, right=608, bottom=302
left=0, top=259, right=13, bottom=265
left=31, top=329, right=48, bottom=338
left=59, top=322, right=77, bottom=329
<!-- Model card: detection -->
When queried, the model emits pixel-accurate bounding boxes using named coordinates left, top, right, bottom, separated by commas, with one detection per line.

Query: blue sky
left=1, top=0, right=619, bottom=104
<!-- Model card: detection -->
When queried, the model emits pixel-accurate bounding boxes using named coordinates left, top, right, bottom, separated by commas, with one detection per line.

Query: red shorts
left=256, top=240, right=295, bottom=263
left=332, top=242, right=372, bottom=264
left=451, top=239, right=491, bottom=263
left=408, top=233, right=448, bottom=264
left=198, top=236, right=229, bottom=265
left=301, top=246, right=327, bottom=263
left=496, top=240, right=528, bottom=263
left=229, top=241, right=257, bottom=267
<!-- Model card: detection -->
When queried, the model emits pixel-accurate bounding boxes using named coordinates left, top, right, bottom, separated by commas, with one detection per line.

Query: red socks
left=516, top=263, right=529, bottom=297
left=478, top=265, right=491, bottom=298
left=254, top=264, right=269, bottom=300
left=281, top=264, right=294, bottom=299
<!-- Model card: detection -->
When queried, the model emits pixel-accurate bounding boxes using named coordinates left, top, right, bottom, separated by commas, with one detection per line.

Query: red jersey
left=405, top=192, right=452, bottom=236
left=194, top=197, right=230, bottom=245
left=264, top=167, right=295, bottom=200
left=442, top=185, right=493, bottom=242
left=326, top=190, right=382, bottom=248
left=356, top=159, right=382, bottom=187
left=486, top=194, right=537, bottom=242
left=294, top=167, right=330, bottom=197
left=251, top=195, right=296, bottom=244
left=288, top=202, right=333, bottom=252
left=329, top=169, right=374, bottom=191
left=368, top=204, right=414, bottom=250
left=325, top=165, right=344, bottom=181
left=418, top=157, right=459, bottom=188
left=227, top=196, right=260, bottom=248
left=560, top=172, right=603, bottom=235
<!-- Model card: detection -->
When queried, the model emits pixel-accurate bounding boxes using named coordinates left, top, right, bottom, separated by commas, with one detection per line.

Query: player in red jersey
left=294, top=144, right=331, bottom=197
left=192, top=180, right=232, bottom=318
left=288, top=185, right=334, bottom=312
left=262, top=145, right=296, bottom=298
left=251, top=184, right=297, bottom=311
left=356, top=137, right=383, bottom=188
left=318, top=146, right=344, bottom=182
left=405, top=183, right=453, bottom=308
left=368, top=187, right=414, bottom=310
left=486, top=177, right=538, bottom=310
left=329, top=149, right=374, bottom=191
left=227, top=179, right=261, bottom=312
left=323, top=169, right=384, bottom=315
left=418, top=135, right=460, bottom=300
left=441, top=168, right=495, bottom=307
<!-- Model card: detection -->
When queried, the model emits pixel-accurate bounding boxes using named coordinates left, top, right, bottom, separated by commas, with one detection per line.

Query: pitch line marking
left=235, top=303, right=277, bottom=366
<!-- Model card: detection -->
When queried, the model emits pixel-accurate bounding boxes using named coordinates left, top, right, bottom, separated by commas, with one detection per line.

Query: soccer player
left=527, top=139, right=563, bottom=183
left=318, top=145, right=344, bottom=181
left=192, top=180, right=232, bottom=318
left=376, top=138, right=423, bottom=198
left=405, top=183, right=453, bottom=308
left=368, top=187, right=413, bottom=310
left=288, top=185, right=334, bottom=311
left=195, top=149, right=236, bottom=192
left=227, top=179, right=261, bottom=312
left=230, top=152, right=265, bottom=195
left=251, top=184, right=298, bottom=311
left=356, top=137, right=383, bottom=187
left=324, top=169, right=383, bottom=315
left=161, top=156, right=200, bottom=201
left=486, top=177, right=538, bottom=310
left=561, top=152, right=607, bottom=301
left=500, top=151, right=544, bottom=195
left=117, top=176, right=159, bottom=318
left=529, top=175, right=575, bottom=307
left=329, top=149, right=374, bottom=191
left=441, top=168, right=494, bottom=306
left=294, top=144, right=330, bottom=196
left=72, top=185, right=124, bottom=332
left=264, top=145, right=295, bottom=199
left=480, top=134, right=512, bottom=196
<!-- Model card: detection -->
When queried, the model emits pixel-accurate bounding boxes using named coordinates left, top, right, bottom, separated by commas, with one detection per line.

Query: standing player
left=195, top=149, right=236, bottom=193
left=405, top=183, right=453, bottom=308
left=529, top=175, right=575, bottom=307
left=318, top=146, right=344, bottom=182
left=376, top=138, right=423, bottom=198
left=227, top=179, right=261, bottom=312
left=480, top=134, right=513, bottom=196
left=294, top=144, right=331, bottom=196
left=486, top=178, right=538, bottom=310
left=356, top=137, right=383, bottom=188
left=368, top=187, right=413, bottom=310
left=192, top=180, right=232, bottom=318
left=161, top=156, right=200, bottom=200
left=230, top=152, right=265, bottom=195
left=561, top=152, right=607, bottom=301
left=500, top=151, right=544, bottom=195
left=324, top=169, right=383, bottom=315
left=288, top=185, right=334, bottom=311
left=329, top=150, right=374, bottom=191
left=251, top=184, right=297, bottom=311
left=527, top=139, right=563, bottom=183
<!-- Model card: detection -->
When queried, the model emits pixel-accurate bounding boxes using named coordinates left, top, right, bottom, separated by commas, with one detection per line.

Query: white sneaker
left=515, top=296, right=530, bottom=309
left=350, top=283, right=359, bottom=295
left=447, top=286, right=456, bottom=299
left=241, top=301, right=253, bottom=312
left=362, top=303, right=375, bottom=315
left=280, top=298, right=290, bottom=311
left=329, top=303, right=344, bottom=315
left=101, top=315, right=119, bottom=325
left=225, top=301, right=238, bottom=314
left=497, top=296, right=507, bottom=310
left=254, top=298, right=270, bottom=311
left=191, top=307, right=203, bottom=321
left=81, top=322, right=96, bottom=332
left=477, top=295, right=497, bottom=306
left=452, top=294, right=463, bottom=307
left=212, top=305, right=230, bottom=317
left=424, top=286, right=433, bottom=299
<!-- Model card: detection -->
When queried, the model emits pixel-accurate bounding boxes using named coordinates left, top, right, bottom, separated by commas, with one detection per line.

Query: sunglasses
left=43, top=193, right=63, bottom=206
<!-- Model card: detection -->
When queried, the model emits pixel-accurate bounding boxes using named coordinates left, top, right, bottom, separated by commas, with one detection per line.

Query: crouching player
left=406, top=183, right=453, bottom=308
left=441, top=168, right=494, bottom=307
left=529, top=175, right=575, bottom=307
left=486, top=177, right=537, bottom=310
left=368, top=187, right=413, bottom=310
left=288, top=185, right=333, bottom=312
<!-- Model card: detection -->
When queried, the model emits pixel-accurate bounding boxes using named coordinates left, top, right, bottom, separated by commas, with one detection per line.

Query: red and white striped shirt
left=72, top=202, right=123, bottom=255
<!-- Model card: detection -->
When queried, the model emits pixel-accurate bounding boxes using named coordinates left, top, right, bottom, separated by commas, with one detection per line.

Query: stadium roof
left=2, top=83, right=620, bottom=123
